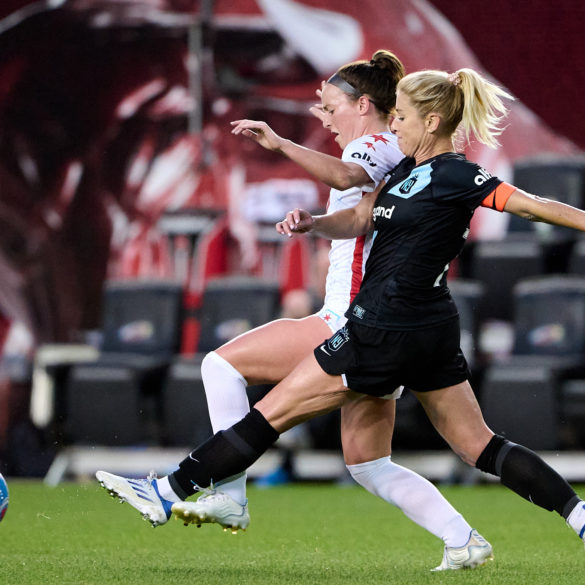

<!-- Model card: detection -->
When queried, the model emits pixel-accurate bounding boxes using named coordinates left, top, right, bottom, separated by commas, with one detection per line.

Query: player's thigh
left=412, top=381, right=493, bottom=465
left=216, top=315, right=331, bottom=385
left=254, top=352, right=358, bottom=433
left=341, top=396, right=395, bottom=465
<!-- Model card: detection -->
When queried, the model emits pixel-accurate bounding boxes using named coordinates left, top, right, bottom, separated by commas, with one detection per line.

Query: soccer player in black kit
left=98, top=68, right=585, bottom=566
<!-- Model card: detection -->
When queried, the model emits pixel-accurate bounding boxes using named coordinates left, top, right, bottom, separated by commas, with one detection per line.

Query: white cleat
left=96, top=470, right=173, bottom=527
left=172, top=490, right=250, bottom=534
left=566, top=500, right=585, bottom=550
left=432, top=529, right=494, bottom=571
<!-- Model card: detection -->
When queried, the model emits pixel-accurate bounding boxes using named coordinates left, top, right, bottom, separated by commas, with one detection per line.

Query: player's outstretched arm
left=504, top=188, right=585, bottom=232
left=230, top=119, right=371, bottom=191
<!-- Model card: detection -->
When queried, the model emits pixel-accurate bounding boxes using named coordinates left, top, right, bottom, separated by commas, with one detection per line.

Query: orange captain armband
left=481, top=182, right=516, bottom=212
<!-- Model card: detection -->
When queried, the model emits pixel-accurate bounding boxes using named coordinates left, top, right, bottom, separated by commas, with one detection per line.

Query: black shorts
left=313, top=319, right=470, bottom=397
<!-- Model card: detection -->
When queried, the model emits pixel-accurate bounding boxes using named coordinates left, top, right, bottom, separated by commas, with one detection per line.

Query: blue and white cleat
left=432, top=529, right=494, bottom=571
left=172, top=489, right=250, bottom=534
left=565, top=500, right=585, bottom=550
left=96, top=470, right=173, bottom=527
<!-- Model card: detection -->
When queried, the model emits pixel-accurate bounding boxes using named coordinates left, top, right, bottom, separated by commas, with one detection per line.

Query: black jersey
left=346, top=152, right=504, bottom=330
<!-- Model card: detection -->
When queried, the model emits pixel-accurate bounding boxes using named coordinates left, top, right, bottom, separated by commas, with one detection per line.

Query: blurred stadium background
left=0, top=0, right=584, bottom=485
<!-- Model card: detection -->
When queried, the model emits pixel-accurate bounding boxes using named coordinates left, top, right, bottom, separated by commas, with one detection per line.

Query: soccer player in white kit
left=185, top=51, right=490, bottom=567
left=97, top=51, right=492, bottom=571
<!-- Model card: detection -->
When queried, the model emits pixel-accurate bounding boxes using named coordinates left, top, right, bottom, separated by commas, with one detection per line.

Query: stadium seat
left=512, top=275, right=585, bottom=360
left=448, top=278, right=485, bottom=371
left=509, top=154, right=585, bottom=243
left=480, top=363, right=560, bottom=449
left=469, top=237, right=545, bottom=323
left=65, top=359, right=163, bottom=445
left=62, top=279, right=184, bottom=445
left=197, top=276, right=281, bottom=353
left=160, top=355, right=213, bottom=447
left=480, top=275, right=585, bottom=449
left=99, top=280, right=184, bottom=357
left=509, top=155, right=585, bottom=274
left=559, top=379, right=585, bottom=449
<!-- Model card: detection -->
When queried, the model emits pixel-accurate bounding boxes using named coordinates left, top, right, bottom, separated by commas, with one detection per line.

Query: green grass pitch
left=1, top=480, right=583, bottom=585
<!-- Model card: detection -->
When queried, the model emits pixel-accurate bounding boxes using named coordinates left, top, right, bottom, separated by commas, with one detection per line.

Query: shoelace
left=192, top=482, right=217, bottom=500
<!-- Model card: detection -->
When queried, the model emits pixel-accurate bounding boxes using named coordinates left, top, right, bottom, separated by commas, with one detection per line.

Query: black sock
left=476, top=434, right=577, bottom=516
left=169, top=408, right=280, bottom=497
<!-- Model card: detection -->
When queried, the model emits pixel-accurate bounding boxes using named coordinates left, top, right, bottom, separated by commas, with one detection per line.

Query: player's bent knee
left=201, top=351, right=247, bottom=388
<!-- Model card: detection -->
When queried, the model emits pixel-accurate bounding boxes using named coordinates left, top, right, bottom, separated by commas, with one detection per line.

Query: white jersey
left=319, top=131, right=403, bottom=327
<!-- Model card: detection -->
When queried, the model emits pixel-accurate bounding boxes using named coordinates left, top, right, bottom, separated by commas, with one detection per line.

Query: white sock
left=215, top=473, right=248, bottom=506
left=347, top=456, right=472, bottom=547
left=566, top=500, right=585, bottom=539
left=157, top=473, right=247, bottom=506
left=200, top=351, right=250, bottom=505
left=156, top=475, right=182, bottom=502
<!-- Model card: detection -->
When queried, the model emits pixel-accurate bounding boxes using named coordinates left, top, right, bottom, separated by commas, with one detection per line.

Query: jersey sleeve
left=341, top=133, right=403, bottom=191
left=433, top=156, right=504, bottom=209
left=480, top=182, right=516, bottom=212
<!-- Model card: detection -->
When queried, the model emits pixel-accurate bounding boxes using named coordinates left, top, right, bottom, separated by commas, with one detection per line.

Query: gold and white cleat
left=172, top=491, right=249, bottom=533
left=432, top=529, right=494, bottom=571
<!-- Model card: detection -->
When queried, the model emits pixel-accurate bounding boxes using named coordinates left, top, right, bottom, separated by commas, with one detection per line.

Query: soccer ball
left=0, top=473, right=8, bottom=522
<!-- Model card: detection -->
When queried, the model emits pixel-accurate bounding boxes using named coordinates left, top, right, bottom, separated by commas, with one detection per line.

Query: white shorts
left=316, top=305, right=347, bottom=334
left=316, top=306, right=403, bottom=400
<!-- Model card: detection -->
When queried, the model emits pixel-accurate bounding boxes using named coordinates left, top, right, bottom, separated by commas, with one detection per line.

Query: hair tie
left=448, top=72, right=462, bottom=86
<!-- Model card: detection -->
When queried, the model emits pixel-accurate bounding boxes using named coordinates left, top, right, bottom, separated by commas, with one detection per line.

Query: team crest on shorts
left=321, top=327, right=350, bottom=355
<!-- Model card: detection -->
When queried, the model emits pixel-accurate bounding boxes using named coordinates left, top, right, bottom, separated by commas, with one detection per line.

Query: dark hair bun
left=370, top=50, right=405, bottom=79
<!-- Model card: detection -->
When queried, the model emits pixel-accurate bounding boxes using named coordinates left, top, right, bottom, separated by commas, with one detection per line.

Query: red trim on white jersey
left=350, top=233, right=366, bottom=302
left=320, top=132, right=402, bottom=316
